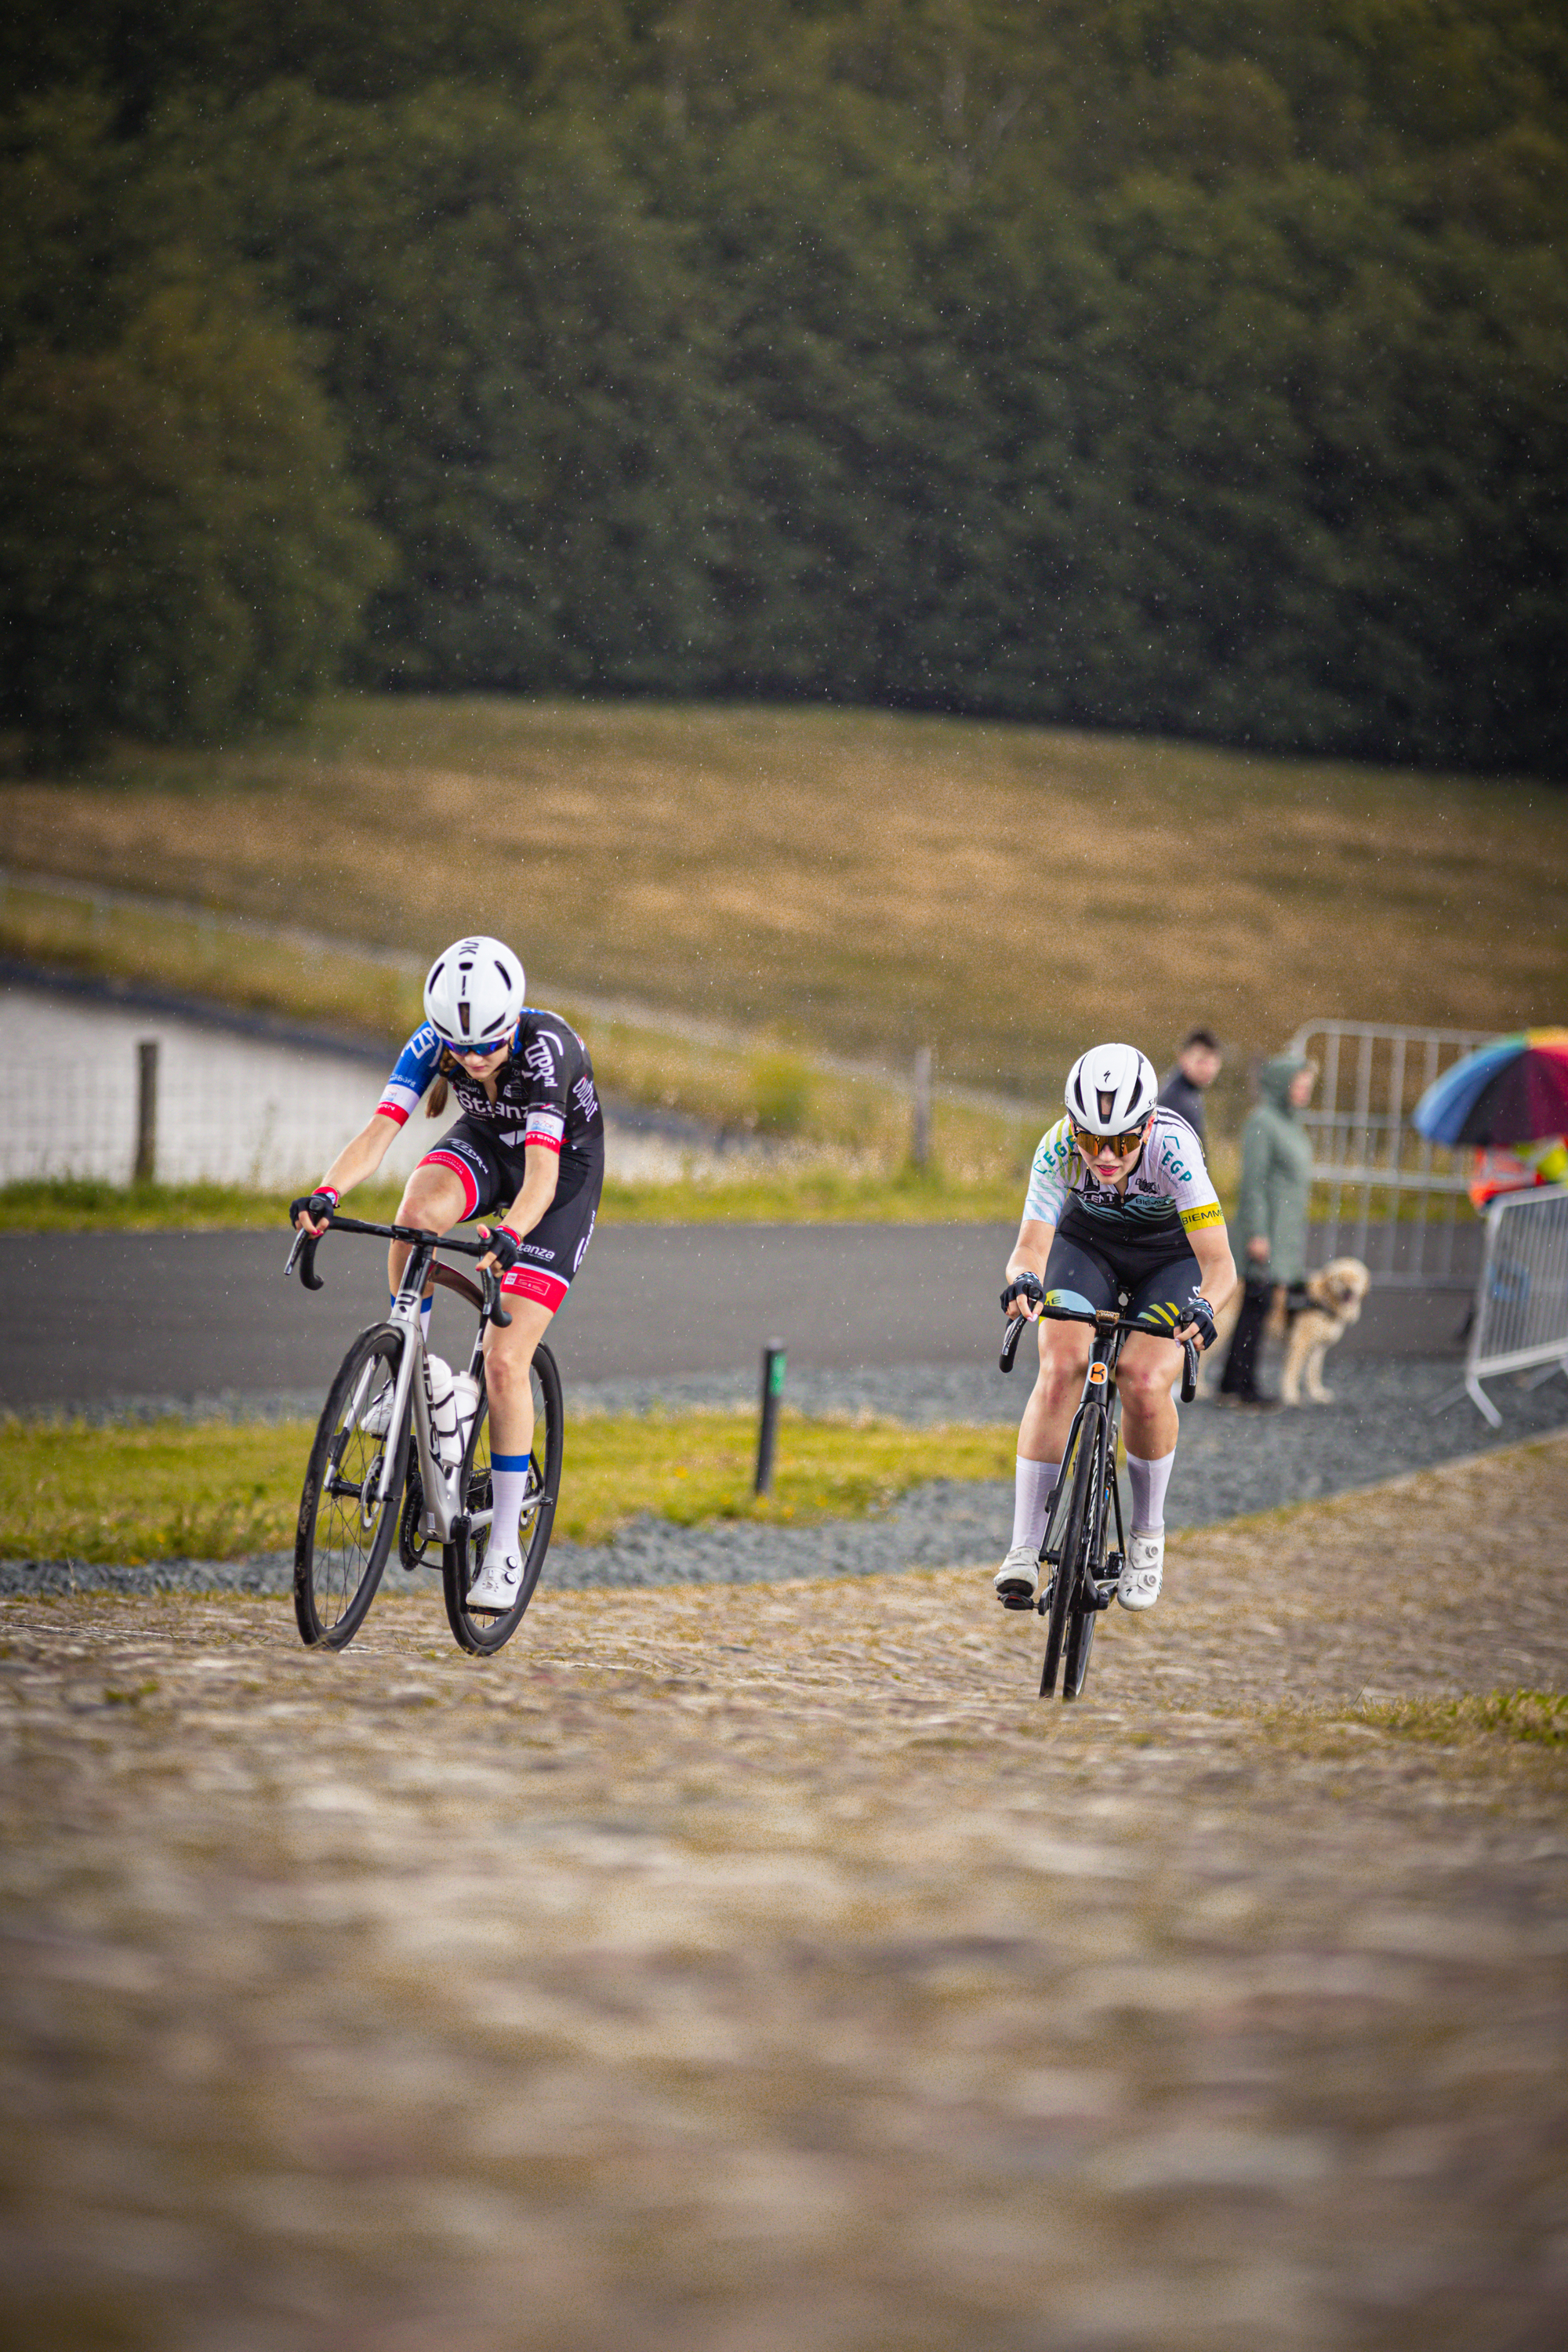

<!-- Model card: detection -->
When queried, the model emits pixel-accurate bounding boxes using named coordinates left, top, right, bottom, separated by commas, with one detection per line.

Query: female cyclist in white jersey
left=996, top=1042, right=1236, bottom=1613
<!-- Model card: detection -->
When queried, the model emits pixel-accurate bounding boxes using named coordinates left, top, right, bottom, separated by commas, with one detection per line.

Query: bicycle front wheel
left=1040, top=1418, right=1099, bottom=1700
left=442, top=1341, right=564, bottom=1656
left=294, top=1323, right=409, bottom=1650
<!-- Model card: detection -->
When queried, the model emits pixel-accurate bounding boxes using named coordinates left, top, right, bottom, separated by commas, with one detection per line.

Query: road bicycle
left=1000, top=1301, right=1197, bottom=1701
left=284, top=1213, right=562, bottom=1656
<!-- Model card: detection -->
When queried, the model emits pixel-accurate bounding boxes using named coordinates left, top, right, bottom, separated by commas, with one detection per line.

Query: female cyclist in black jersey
left=292, top=935, right=604, bottom=1613
left=996, top=1043, right=1236, bottom=1613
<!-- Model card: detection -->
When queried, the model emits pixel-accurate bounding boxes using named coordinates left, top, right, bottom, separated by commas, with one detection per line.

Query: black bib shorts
left=1043, top=1200, right=1205, bottom=1334
left=419, top=1114, right=601, bottom=1316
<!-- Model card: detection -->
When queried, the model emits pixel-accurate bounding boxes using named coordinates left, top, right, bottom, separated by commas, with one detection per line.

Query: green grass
left=0, top=1169, right=1025, bottom=1232
left=1351, top=1691, right=1568, bottom=1748
left=0, top=1410, right=1016, bottom=1563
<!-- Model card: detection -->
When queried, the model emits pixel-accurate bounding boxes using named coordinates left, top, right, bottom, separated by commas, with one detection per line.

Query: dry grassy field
left=7, top=698, right=1565, bottom=1103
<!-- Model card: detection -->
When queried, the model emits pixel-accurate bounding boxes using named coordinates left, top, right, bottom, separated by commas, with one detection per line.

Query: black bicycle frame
left=1001, top=1301, right=1197, bottom=1699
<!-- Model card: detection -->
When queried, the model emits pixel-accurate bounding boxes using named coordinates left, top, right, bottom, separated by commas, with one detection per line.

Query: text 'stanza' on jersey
left=1024, top=1108, right=1223, bottom=1238
left=377, top=1012, right=604, bottom=1174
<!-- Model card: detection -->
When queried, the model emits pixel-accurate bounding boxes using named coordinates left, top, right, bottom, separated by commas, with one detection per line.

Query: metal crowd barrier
left=1432, top=1184, right=1568, bottom=1425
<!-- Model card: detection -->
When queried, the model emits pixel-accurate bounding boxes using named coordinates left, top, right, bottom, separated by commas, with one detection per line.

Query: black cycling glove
left=1001, top=1269, right=1044, bottom=1315
left=481, top=1224, right=524, bottom=1272
left=1182, top=1296, right=1218, bottom=1352
left=290, top=1187, right=339, bottom=1229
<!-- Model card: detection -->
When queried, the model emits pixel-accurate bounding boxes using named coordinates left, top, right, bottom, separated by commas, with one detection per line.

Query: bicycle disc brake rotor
left=357, top=1443, right=387, bottom=1531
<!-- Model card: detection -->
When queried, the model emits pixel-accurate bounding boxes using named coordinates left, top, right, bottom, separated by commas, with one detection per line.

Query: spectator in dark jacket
left=1158, top=1029, right=1222, bottom=1146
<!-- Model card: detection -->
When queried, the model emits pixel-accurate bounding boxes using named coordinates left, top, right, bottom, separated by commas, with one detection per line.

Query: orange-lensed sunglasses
left=1069, top=1116, right=1152, bottom=1156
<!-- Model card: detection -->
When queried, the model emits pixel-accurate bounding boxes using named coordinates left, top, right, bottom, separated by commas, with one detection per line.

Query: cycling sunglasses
left=437, top=1034, right=510, bottom=1061
left=1069, top=1116, right=1152, bottom=1156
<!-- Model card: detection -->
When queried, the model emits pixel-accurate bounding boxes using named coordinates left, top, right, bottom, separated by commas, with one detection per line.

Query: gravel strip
left=5, top=1356, right=1566, bottom=1598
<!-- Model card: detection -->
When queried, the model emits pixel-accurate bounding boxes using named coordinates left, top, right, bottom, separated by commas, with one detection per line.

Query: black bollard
left=754, top=1341, right=786, bottom=1495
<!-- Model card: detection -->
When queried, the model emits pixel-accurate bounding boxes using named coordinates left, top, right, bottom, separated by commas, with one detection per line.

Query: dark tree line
left=3, top=2, right=1566, bottom=771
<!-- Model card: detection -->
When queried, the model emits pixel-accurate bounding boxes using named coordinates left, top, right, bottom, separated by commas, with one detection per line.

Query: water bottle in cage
left=422, top=1354, right=462, bottom=1467
left=450, top=1371, right=482, bottom=1468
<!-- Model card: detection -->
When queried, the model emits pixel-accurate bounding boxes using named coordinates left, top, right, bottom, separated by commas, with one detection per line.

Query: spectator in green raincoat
left=1218, top=1053, right=1317, bottom=1406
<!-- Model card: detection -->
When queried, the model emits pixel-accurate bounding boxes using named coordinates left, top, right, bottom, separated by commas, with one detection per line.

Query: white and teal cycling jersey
left=1024, top=1109, right=1224, bottom=1240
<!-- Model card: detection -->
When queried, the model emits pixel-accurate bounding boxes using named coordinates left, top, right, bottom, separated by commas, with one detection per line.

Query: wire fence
left=1, top=986, right=446, bottom=1189
left=0, top=982, right=735, bottom=1189
left=1288, top=1019, right=1491, bottom=1288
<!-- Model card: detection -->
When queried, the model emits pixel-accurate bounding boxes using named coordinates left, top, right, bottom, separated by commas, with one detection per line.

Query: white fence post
left=1432, top=1184, right=1568, bottom=1425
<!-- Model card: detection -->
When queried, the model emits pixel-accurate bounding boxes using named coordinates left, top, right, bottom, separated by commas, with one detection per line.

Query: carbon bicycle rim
left=442, top=1342, right=564, bottom=1656
left=294, top=1323, right=409, bottom=1650
left=1062, top=1448, right=1110, bottom=1701
left=1040, top=1419, right=1097, bottom=1698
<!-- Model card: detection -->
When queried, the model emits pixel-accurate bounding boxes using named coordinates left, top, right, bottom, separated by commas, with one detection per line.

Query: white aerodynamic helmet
left=1064, top=1042, right=1159, bottom=1136
left=423, top=935, right=527, bottom=1051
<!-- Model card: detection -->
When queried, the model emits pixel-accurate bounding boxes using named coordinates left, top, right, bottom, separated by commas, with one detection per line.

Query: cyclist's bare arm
left=292, top=1112, right=403, bottom=1235
left=476, top=1145, right=560, bottom=1272
left=1003, top=1215, right=1056, bottom=1317
left=1175, top=1221, right=1237, bottom=1343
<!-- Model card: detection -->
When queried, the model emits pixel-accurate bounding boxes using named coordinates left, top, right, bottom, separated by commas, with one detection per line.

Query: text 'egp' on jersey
left=1024, top=1108, right=1223, bottom=1241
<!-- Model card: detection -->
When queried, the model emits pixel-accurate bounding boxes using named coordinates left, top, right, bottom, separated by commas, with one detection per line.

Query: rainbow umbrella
left=1411, top=1029, right=1568, bottom=1145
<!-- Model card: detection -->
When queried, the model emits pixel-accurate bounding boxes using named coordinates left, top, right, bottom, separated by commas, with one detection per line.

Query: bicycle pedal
left=999, top=1592, right=1036, bottom=1612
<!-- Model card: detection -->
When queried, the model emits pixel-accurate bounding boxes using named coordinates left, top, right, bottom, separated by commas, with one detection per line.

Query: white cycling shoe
left=466, top=1550, right=524, bottom=1613
left=994, top=1542, right=1042, bottom=1607
left=1117, top=1530, right=1163, bottom=1611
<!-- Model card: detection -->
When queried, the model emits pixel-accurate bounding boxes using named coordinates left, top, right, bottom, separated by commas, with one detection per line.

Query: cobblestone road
left=2, top=1436, right=1566, bottom=2350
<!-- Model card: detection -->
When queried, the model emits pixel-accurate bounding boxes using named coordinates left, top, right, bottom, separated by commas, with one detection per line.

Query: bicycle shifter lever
left=285, top=1228, right=325, bottom=1291
left=1000, top=1314, right=1025, bottom=1374
left=481, top=1267, right=512, bottom=1329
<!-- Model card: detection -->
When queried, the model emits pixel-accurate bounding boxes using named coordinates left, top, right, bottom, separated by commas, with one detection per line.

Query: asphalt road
left=3, top=1225, right=1463, bottom=1414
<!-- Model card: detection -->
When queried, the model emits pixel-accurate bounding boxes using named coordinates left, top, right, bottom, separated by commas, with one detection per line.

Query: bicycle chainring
left=399, top=1471, right=434, bottom=1571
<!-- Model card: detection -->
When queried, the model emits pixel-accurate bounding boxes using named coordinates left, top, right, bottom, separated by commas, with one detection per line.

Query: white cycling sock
left=1126, top=1446, right=1176, bottom=1534
left=488, top=1452, right=533, bottom=1562
left=1011, top=1457, right=1060, bottom=1551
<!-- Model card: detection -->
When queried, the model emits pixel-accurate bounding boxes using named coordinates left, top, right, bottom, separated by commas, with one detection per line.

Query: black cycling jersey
left=379, top=1010, right=604, bottom=1184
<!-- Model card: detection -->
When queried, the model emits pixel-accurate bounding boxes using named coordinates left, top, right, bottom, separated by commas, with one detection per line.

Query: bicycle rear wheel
left=295, top=1323, right=409, bottom=1650
left=442, top=1341, right=564, bottom=1656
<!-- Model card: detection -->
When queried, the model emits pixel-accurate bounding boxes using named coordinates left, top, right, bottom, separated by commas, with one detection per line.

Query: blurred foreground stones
left=2, top=1438, right=1566, bottom=2350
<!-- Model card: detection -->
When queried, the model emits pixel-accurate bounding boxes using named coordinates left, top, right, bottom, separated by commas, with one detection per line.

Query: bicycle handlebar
left=1000, top=1301, right=1199, bottom=1403
left=284, top=1212, right=513, bottom=1327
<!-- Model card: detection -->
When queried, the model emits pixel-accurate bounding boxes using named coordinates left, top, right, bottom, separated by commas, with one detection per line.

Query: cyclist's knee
left=397, top=1170, right=458, bottom=1225
left=485, top=1341, right=537, bottom=1406
left=1118, top=1352, right=1178, bottom=1411
left=1034, top=1339, right=1087, bottom=1406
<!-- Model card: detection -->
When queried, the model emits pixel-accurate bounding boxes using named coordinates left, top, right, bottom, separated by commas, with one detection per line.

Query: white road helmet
left=423, top=935, right=527, bottom=1051
left=1065, top=1042, right=1158, bottom=1136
